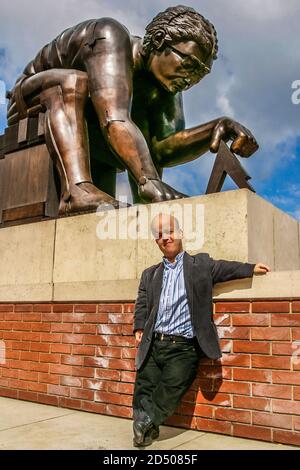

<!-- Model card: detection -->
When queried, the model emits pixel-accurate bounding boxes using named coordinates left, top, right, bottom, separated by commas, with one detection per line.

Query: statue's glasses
left=168, top=45, right=211, bottom=78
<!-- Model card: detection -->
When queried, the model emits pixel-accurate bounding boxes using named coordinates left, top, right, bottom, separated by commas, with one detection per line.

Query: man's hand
left=254, top=263, right=271, bottom=275
left=210, top=117, right=259, bottom=158
left=135, top=329, right=144, bottom=345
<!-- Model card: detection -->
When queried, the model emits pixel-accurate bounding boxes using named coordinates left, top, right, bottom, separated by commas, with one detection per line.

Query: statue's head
left=142, top=5, right=218, bottom=94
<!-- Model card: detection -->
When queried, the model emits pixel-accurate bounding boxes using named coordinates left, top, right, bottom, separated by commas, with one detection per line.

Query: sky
left=0, top=0, right=300, bottom=219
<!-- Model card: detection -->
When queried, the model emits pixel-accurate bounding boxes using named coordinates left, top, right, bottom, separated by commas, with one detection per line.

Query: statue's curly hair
left=142, top=5, right=218, bottom=61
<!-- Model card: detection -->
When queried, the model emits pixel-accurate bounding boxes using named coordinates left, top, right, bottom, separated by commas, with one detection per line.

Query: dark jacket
left=134, top=251, right=255, bottom=370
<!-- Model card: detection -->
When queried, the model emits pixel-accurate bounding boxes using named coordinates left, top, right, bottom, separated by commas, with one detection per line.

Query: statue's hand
left=138, top=177, right=187, bottom=202
left=210, top=117, right=259, bottom=158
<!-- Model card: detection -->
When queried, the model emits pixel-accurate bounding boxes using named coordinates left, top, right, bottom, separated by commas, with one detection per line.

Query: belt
left=154, top=332, right=195, bottom=343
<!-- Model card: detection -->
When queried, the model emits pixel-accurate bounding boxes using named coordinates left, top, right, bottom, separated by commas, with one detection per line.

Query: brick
left=29, top=363, right=49, bottom=373
left=30, top=343, right=50, bottom=353
left=252, top=301, right=289, bottom=313
left=97, top=347, right=122, bottom=358
left=292, top=329, right=300, bottom=340
left=20, top=351, right=39, bottom=361
left=51, top=324, right=73, bottom=333
left=220, top=354, right=250, bottom=367
left=53, top=304, right=73, bottom=313
left=119, top=369, right=136, bottom=382
left=95, top=369, right=121, bottom=381
left=196, top=417, right=231, bottom=434
left=108, top=313, right=133, bottom=324
left=217, top=327, right=250, bottom=340
left=251, top=355, right=291, bottom=370
left=62, top=313, right=85, bottom=323
left=0, top=388, right=18, bottom=398
left=62, top=334, right=83, bottom=344
left=107, top=336, right=136, bottom=347
left=253, top=383, right=292, bottom=399
left=50, top=344, right=71, bottom=354
left=0, top=321, right=14, bottom=330
left=11, top=322, right=32, bottom=331
left=123, top=304, right=135, bottom=313
left=233, top=368, right=271, bottom=383
left=273, top=371, right=300, bottom=386
left=37, top=394, right=59, bottom=406
left=74, top=304, right=97, bottom=313
left=271, top=314, right=300, bottom=326
left=0, top=378, right=9, bottom=387
left=167, top=415, right=197, bottom=429
left=72, top=366, right=94, bottom=378
left=18, top=391, right=38, bottom=402
left=252, top=327, right=290, bottom=341
left=59, top=397, right=82, bottom=410
left=22, top=312, right=43, bottom=321
left=3, top=331, right=22, bottom=341
left=294, top=387, right=300, bottom=400
left=294, top=416, right=300, bottom=430
left=15, top=304, right=33, bottom=312
left=2, top=369, right=19, bottom=379
left=106, top=404, right=132, bottom=418
left=106, top=382, right=134, bottom=394
left=272, top=343, right=298, bottom=356
left=33, top=304, right=52, bottom=312
left=84, top=335, right=108, bottom=346
left=21, top=332, right=41, bottom=342
left=4, top=313, right=22, bottom=321
left=198, top=365, right=232, bottom=381
left=215, top=302, right=250, bottom=313
left=49, top=364, right=73, bottom=375
left=70, top=388, right=94, bottom=401
left=20, top=370, right=38, bottom=381
left=83, top=379, right=107, bottom=391
left=72, top=345, right=95, bottom=355
left=9, top=379, right=28, bottom=390
left=61, top=355, right=83, bottom=366
left=95, top=391, right=132, bottom=407
left=48, top=384, right=70, bottom=396
left=292, top=301, right=300, bottom=313
left=81, top=401, right=106, bottom=414
left=183, top=404, right=213, bottom=418
left=11, top=341, right=30, bottom=351
left=273, top=399, right=300, bottom=415
left=39, top=353, right=61, bottom=364
left=233, top=395, right=270, bottom=411
left=232, top=314, right=269, bottom=326
left=215, top=408, right=251, bottom=423
left=122, top=325, right=133, bottom=336
left=98, top=304, right=122, bottom=313
left=73, top=324, right=97, bottom=334
left=219, top=340, right=233, bottom=353
left=214, top=381, right=250, bottom=395
left=273, top=429, right=300, bottom=446
left=233, top=340, right=270, bottom=354
left=31, top=322, right=51, bottom=332
left=38, top=373, right=60, bottom=385
left=252, top=411, right=292, bottom=429
left=121, top=348, right=136, bottom=359
left=41, top=313, right=62, bottom=322
left=84, top=313, right=109, bottom=323
left=212, top=314, right=230, bottom=326
left=97, top=325, right=123, bottom=335
left=197, top=391, right=231, bottom=407
left=0, top=304, right=14, bottom=312
left=27, top=382, right=48, bottom=393
left=233, top=423, right=271, bottom=441
left=60, top=376, right=83, bottom=387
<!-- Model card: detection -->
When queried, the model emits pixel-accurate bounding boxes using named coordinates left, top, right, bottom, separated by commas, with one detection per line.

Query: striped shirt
left=154, top=251, right=194, bottom=338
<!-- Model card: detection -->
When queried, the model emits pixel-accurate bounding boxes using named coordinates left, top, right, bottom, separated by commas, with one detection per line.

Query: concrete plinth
left=0, top=189, right=299, bottom=302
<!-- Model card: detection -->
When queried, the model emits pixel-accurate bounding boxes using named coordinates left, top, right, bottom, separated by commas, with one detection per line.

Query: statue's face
left=149, top=40, right=212, bottom=94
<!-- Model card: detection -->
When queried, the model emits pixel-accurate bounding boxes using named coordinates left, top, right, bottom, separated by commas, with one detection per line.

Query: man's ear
left=152, top=30, right=166, bottom=50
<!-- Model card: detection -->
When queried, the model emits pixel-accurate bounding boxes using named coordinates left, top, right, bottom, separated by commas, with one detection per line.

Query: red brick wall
left=0, top=300, right=300, bottom=446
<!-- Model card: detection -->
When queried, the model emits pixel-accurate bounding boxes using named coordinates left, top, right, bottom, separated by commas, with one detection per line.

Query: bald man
left=132, top=213, right=270, bottom=447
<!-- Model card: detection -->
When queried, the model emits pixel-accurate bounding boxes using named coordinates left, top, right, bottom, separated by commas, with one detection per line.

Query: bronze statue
left=6, top=5, right=258, bottom=214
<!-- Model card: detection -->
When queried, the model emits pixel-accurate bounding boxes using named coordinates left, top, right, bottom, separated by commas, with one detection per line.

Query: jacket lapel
left=183, top=251, right=194, bottom=314
left=151, top=262, right=164, bottom=315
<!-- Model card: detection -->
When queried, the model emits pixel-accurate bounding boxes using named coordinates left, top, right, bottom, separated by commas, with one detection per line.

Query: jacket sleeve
left=210, top=257, right=255, bottom=285
left=133, top=269, right=148, bottom=333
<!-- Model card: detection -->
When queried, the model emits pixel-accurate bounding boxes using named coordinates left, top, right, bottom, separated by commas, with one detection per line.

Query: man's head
left=142, top=5, right=218, bottom=94
left=151, top=213, right=183, bottom=261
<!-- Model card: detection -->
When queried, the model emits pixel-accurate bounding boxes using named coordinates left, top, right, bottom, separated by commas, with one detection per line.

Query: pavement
left=0, top=397, right=298, bottom=450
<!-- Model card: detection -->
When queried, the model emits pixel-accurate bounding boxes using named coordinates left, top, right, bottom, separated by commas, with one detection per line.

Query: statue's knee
left=61, top=71, right=88, bottom=98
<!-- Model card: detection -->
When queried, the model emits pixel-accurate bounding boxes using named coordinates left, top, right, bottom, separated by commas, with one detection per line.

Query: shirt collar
left=163, top=250, right=185, bottom=269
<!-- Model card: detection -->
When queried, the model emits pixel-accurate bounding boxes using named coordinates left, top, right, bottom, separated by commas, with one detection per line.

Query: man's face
left=149, top=40, right=213, bottom=94
left=153, top=215, right=183, bottom=260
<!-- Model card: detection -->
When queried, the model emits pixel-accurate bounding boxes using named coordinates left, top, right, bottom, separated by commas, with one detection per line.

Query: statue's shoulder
left=91, top=17, right=131, bottom=41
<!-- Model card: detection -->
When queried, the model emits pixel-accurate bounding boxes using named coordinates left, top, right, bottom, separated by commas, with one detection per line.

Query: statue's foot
left=58, top=182, right=129, bottom=215
left=138, top=177, right=188, bottom=203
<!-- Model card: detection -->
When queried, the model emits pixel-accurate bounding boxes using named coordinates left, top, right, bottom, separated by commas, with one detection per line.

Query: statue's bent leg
left=10, top=70, right=126, bottom=214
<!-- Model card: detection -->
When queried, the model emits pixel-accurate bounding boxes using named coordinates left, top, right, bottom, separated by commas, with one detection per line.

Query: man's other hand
left=254, top=263, right=271, bottom=274
left=135, top=329, right=144, bottom=345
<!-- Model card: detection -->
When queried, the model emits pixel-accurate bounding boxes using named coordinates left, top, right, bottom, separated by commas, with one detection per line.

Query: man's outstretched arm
left=210, top=257, right=270, bottom=285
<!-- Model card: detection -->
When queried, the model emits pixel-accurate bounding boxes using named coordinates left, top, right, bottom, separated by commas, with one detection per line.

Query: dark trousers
left=133, top=337, right=202, bottom=427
